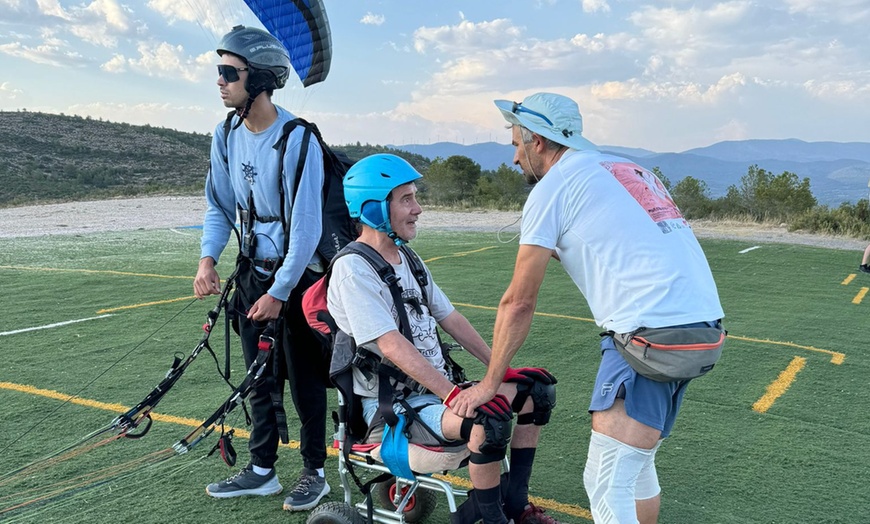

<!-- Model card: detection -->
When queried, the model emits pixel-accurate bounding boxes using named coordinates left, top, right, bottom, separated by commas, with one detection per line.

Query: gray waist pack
left=609, top=322, right=726, bottom=382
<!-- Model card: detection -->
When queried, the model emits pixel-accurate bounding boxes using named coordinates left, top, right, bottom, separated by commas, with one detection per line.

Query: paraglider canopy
left=242, top=0, right=332, bottom=87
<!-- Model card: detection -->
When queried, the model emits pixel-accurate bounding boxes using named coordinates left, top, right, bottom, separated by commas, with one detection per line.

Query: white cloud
left=106, top=41, right=210, bottom=82
left=26, top=0, right=138, bottom=48
left=146, top=0, right=249, bottom=35
left=360, top=12, right=385, bottom=26
left=0, top=40, right=81, bottom=66
left=413, top=18, right=522, bottom=54
left=0, top=81, right=24, bottom=99
left=591, top=73, right=746, bottom=105
left=783, top=0, right=870, bottom=23
left=34, top=0, right=69, bottom=19
left=65, top=101, right=217, bottom=132
left=386, top=41, right=412, bottom=53
left=569, top=32, right=640, bottom=53
left=804, top=79, right=870, bottom=99
left=582, top=0, right=610, bottom=13
left=713, top=118, right=749, bottom=143
left=100, top=52, right=126, bottom=72
left=628, top=1, right=752, bottom=51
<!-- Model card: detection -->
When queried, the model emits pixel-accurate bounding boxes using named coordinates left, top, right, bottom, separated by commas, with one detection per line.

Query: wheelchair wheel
left=374, top=477, right=438, bottom=523
left=306, top=501, right=365, bottom=524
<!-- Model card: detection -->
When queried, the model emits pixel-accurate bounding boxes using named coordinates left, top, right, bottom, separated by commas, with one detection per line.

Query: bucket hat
left=495, top=92, right=596, bottom=151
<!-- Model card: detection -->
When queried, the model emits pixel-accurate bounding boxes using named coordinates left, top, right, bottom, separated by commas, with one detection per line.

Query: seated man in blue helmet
left=326, top=153, right=562, bottom=524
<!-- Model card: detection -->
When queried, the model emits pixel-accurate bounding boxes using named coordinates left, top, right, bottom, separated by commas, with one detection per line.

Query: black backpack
left=222, top=112, right=357, bottom=263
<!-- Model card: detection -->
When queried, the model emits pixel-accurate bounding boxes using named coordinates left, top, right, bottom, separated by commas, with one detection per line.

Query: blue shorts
left=362, top=394, right=448, bottom=440
left=588, top=336, right=690, bottom=438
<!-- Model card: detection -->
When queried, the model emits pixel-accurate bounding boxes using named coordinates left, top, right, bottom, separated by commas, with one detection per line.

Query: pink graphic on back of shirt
left=602, top=161, right=689, bottom=233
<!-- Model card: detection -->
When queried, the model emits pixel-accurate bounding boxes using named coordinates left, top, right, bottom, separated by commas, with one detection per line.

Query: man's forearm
left=483, top=296, right=536, bottom=386
left=378, top=331, right=455, bottom=399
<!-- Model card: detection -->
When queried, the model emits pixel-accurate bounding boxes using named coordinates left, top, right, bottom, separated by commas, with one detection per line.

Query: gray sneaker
left=282, top=468, right=331, bottom=511
left=206, top=464, right=283, bottom=499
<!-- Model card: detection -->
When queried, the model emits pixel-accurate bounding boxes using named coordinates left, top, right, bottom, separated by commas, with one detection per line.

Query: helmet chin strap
left=232, top=72, right=271, bottom=129
left=232, top=98, right=254, bottom=130
left=390, top=232, right=408, bottom=246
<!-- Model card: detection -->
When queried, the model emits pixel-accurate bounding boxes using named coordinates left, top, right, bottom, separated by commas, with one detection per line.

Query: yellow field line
left=0, top=380, right=589, bottom=520
left=726, top=334, right=844, bottom=364
left=423, top=246, right=496, bottom=263
left=430, top=473, right=593, bottom=520
left=453, top=302, right=597, bottom=324
left=752, top=357, right=807, bottom=413
left=853, top=287, right=869, bottom=305
left=97, top=296, right=195, bottom=314
left=453, top=304, right=844, bottom=365
left=0, top=265, right=190, bottom=280
left=842, top=274, right=856, bottom=285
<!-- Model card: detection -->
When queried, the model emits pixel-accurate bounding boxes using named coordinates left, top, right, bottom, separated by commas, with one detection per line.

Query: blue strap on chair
left=380, top=415, right=416, bottom=480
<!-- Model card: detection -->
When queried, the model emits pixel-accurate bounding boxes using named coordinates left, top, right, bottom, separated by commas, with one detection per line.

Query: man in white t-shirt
left=327, top=154, right=562, bottom=524
left=447, top=93, right=724, bottom=524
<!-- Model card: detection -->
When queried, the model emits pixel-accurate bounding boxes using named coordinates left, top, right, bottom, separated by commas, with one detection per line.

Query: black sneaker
left=206, top=464, right=283, bottom=499
left=860, top=265, right=870, bottom=274
left=282, top=468, right=330, bottom=511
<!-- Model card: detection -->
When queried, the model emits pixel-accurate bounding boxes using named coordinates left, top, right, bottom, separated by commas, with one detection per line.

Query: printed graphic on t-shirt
left=394, top=287, right=448, bottom=378
left=601, top=161, right=689, bottom=234
left=242, top=162, right=258, bottom=185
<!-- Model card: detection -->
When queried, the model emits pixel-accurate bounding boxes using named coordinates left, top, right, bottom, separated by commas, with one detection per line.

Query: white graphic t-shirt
left=520, top=149, right=724, bottom=334
left=327, top=247, right=455, bottom=396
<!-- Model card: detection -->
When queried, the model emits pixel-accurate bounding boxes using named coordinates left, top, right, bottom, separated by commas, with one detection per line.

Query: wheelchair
left=306, top=339, right=509, bottom=524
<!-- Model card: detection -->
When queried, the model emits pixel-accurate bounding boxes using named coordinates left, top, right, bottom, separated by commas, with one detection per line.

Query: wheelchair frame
left=306, top=384, right=509, bottom=524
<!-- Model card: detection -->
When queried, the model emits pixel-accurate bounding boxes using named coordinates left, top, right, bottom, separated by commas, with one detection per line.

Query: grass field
left=1, top=226, right=868, bottom=523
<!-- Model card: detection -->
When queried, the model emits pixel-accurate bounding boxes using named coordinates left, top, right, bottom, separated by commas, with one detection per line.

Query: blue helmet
left=344, top=154, right=422, bottom=243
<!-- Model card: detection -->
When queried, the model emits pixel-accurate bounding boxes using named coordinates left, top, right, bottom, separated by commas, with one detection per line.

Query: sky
left=1, top=0, right=869, bottom=153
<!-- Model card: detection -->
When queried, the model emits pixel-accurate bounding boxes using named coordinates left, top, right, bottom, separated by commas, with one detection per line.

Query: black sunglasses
left=511, top=101, right=554, bottom=126
left=217, top=64, right=249, bottom=83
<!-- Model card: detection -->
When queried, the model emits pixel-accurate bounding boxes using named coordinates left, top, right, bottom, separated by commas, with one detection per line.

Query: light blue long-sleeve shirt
left=201, top=106, right=324, bottom=300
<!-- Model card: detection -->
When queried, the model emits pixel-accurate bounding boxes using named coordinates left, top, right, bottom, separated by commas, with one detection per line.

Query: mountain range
left=391, top=139, right=870, bottom=207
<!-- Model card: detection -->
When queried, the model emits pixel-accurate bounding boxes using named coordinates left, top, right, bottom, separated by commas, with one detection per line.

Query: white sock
left=316, top=467, right=325, bottom=478
left=252, top=465, right=272, bottom=476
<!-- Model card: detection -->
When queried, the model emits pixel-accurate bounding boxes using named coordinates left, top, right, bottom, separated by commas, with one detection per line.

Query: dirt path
left=1, top=196, right=865, bottom=252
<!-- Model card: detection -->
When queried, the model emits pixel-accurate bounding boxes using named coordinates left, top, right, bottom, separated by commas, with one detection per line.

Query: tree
left=671, top=176, right=712, bottom=218
left=652, top=167, right=672, bottom=192
left=424, top=155, right=481, bottom=205
left=476, top=164, right=529, bottom=208
left=723, top=165, right=817, bottom=221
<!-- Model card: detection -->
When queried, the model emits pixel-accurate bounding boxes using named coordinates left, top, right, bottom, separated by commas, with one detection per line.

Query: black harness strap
left=173, top=321, right=280, bottom=459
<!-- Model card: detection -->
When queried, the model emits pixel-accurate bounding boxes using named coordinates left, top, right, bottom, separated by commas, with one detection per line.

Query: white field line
left=0, top=314, right=114, bottom=336
left=739, top=246, right=762, bottom=254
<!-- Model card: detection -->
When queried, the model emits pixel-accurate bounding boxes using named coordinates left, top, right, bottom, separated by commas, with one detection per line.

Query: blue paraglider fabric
left=242, top=0, right=332, bottom=87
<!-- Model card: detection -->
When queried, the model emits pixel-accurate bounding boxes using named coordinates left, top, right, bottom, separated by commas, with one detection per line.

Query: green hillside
left=0, top=111, right=429, bottom=208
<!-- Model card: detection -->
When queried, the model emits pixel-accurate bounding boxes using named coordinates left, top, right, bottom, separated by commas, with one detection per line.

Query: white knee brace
left=583, top=430, right=659, bottom=524
left=635, top=439, right=662, bottom=501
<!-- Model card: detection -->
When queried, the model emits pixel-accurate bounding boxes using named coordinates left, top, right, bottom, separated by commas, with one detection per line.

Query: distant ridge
left=391, top=139, right=870, bottom=206
left=683, top=139, right=870, bottom=163
left=3, top=111, right=867, bottom=208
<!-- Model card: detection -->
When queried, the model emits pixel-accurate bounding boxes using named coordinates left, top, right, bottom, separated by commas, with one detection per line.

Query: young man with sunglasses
left=447, top=92, right=724, bottom=523
left=193, top=25, right=330, bottom=512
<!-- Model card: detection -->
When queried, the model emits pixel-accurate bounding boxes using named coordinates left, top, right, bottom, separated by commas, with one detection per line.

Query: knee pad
left=460, top=412, right=512, bottom=465
left=513, top=380, right=557, bottom=426
left=635, top=440, right=662, bottom=500
left=583, top=430, right=654, bottom=524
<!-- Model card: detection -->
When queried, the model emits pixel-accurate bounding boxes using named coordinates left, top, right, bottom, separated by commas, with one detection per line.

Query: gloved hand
left=476, top=394, right=513, bottom=421
left=504, top=367, right=557, bottom=385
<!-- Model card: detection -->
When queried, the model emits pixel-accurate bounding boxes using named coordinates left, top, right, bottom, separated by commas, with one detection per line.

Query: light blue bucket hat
left=495, top=92, right=597, bottom=151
